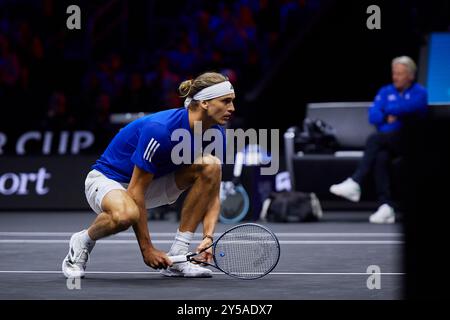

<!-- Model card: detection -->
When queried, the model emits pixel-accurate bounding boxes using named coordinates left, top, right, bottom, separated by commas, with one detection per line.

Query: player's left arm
left=197, top=126, right=225, bottom=261
left=198, top=198, right=220, bottom=263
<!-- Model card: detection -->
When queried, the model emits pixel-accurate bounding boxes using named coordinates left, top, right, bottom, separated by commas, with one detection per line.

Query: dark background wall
left=250, top=0, right=450, bottom=130
left=1, top=0, right=450, bottom=137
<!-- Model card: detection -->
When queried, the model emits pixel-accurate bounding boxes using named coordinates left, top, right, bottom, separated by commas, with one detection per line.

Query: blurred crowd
left=0, top=0, right=321, bottom=134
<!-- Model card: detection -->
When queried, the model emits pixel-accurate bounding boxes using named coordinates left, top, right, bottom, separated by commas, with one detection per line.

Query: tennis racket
left=169, top=223, right=280, bottom=280
left=219, top=151, right=250, bottom=224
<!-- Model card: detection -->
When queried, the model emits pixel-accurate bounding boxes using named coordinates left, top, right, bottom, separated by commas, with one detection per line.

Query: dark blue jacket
left=369, top=83, right=428, bottom=132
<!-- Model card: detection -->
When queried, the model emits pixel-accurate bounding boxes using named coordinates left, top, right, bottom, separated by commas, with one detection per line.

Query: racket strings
left=214, top=225, right=280, bottom=279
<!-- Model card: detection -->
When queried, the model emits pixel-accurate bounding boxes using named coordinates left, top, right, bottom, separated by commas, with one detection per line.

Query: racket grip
left=169, top=255, right=188, bottom=263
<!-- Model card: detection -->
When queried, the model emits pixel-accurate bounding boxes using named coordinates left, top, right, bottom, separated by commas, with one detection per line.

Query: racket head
left=219, top=185, right=250, bottom=224
left=212, top=223, right=280, bottom=280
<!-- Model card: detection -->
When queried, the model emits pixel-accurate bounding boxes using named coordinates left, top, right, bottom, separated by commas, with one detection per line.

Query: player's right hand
left=143, top=247, right=173, bottom=269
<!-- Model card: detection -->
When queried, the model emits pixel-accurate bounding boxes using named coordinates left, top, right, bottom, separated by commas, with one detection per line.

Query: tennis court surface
left=0, top=211, right=403, bottom=300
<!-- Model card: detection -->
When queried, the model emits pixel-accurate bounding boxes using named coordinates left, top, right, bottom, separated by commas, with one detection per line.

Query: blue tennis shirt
left=92, top=107, right=226, bottom=183
left=368, top=82, right=428, bottom=132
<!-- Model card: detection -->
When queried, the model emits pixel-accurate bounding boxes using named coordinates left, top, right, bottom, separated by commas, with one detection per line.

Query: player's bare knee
left=197, top=159, right=221, bottom=185
left=188, top=155, right=221, bottom=183
left=195, top=154, right=222, bottom=166
left=111, top=202, right=139, bottom=230
left=122, top=205, right=140, bottom=228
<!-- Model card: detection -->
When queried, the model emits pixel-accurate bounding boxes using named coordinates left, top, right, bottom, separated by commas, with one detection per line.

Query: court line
left=0, top=239, right=404, bottom=244
left=0, top=232, right=404, bottom=237
left=0, top=270, right=405, bottom=275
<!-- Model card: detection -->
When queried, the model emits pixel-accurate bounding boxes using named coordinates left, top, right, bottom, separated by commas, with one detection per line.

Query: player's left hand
left=195, top=237, right=213, bottom=264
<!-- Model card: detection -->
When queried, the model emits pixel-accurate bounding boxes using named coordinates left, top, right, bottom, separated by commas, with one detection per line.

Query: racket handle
left=169, top=255, right=188, bottom=264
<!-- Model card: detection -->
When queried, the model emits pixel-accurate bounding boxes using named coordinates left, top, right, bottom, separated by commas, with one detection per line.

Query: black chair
left=284, top=102, right=395, bottom=210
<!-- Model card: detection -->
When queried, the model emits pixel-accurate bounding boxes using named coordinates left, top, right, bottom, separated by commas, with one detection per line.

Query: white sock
left=168, top=229, right=193, bottom=256
left=79, top=229, right=96, bottom=250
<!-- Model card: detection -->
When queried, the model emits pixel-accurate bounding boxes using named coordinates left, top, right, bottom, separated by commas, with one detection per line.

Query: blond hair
left=179, top=72, right=228, bottom=107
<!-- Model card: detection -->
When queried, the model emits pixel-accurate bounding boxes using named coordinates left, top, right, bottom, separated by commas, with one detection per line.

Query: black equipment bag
left=295, top=118, right=339, bottom=154
left=265, top=191, right=323, bottom=222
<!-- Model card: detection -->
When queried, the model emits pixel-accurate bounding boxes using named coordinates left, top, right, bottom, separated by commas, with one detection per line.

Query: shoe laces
left=72, top=246, right=89, bottom=268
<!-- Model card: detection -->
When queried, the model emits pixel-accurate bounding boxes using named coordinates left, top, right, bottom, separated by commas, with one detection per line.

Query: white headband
left=184, top=81, right=234, bottom=108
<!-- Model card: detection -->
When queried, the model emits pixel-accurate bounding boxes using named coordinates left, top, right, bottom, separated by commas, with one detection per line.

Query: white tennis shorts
left=85, top=169, right=184, bottom=214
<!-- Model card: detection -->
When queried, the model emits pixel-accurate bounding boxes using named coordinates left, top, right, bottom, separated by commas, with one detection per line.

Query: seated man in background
left=330, top=56, right=428, bottom=223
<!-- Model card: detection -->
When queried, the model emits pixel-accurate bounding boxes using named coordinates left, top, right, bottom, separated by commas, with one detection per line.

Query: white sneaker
left=62, top=230, right=93, bottom=278
left=329, top=178, right=361, bottom=202
left=369, top=204, right=395, bottom=224
left=161, top=261, right=213, bottom=278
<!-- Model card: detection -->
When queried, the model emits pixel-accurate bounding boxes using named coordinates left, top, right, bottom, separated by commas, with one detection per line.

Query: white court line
left=0, top=239, right=404, bottom=244
left=0, top=232, right=404, bottom=237
left=0, top=270, right=405, bottom=275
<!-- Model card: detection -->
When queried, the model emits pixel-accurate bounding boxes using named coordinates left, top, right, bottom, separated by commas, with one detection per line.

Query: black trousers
left=351, top=131, right=402, bottom=206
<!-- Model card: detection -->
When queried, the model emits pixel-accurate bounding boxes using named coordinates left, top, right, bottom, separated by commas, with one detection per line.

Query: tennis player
left=62, top=72, right=235, bottom=278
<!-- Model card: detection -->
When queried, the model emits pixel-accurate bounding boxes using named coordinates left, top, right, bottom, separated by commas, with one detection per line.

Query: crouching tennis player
left=62, top=72, right=235, bottom=278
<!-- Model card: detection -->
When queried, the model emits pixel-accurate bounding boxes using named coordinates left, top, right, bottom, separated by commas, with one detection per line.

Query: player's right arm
left=129, top=123, right=173, bottom=269
left=127, top=165, right=172, bottom=269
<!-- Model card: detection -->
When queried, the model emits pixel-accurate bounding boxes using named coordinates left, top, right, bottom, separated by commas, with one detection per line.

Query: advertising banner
left=0, top=156, right=97, bottom=210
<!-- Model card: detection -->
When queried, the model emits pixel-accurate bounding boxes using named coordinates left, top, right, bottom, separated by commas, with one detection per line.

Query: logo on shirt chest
left=388, top=94, right=397, bottom=101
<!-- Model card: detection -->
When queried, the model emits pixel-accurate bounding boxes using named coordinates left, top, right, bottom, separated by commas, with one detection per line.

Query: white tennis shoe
left=161, top=261, right=213, bottom=278
left=329, top=178, right=361, bottom=202
left=62, top=230, right=93, bottom=278
left=369, top=204, right=395, bottom=224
